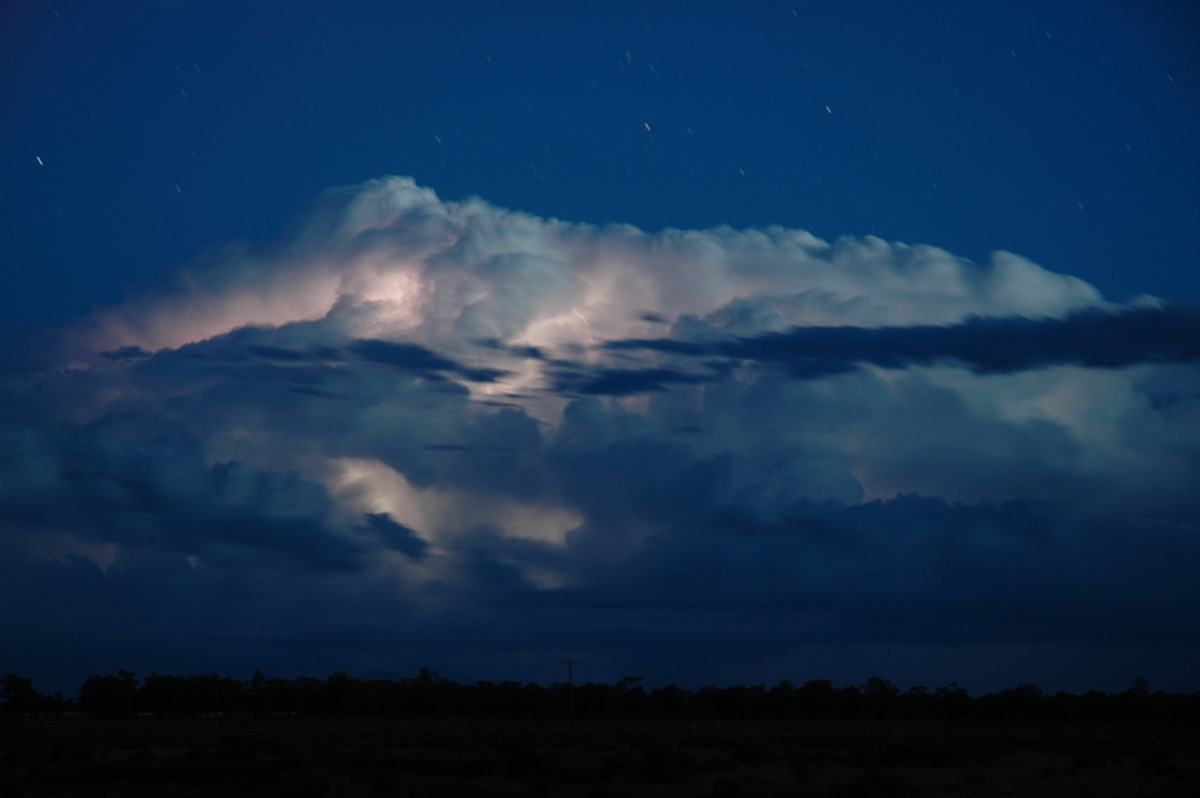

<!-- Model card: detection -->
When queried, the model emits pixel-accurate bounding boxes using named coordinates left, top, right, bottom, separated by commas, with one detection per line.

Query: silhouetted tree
left=1, top=673, right=39, bottom=714
left=766, top=679, right=799, bottom=719
left=615, top=676, right=647, bottom=718
left=863, top=676, right=900, bottom=718
left=899, top=685, right=933, bottom=719
left=796, top=679, right=840, bottom=718
left=933, top=682, right=971, bottom=719
left=401, top=667, right=456, bottom=717
left=649, top=683, right=689, bottom=717
left=980, top=682, right=1045, bottom=720
left=35, top=665, right=1200, bottom=721
left=80, top=670, right=140, bottom=716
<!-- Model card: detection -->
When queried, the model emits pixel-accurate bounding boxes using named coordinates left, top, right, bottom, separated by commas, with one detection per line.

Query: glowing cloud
left=68, top=177, right=1106, bottom=358
left=4, top=176, right=1198, bottom=692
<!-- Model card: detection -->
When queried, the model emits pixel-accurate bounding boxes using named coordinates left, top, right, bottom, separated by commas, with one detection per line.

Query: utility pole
left=562, top=659, right=579, bottom=721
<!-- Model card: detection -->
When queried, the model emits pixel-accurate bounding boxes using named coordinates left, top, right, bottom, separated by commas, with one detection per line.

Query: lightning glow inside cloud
left=4, top=177, right=1198, bottom=693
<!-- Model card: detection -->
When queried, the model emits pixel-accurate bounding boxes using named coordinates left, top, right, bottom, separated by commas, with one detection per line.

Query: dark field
left=3, top=715, right=1198, bottom=797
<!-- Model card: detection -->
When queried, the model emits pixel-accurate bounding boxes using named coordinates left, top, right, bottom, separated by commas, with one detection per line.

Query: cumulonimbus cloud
left=3, top=176, right=1198, bottom=692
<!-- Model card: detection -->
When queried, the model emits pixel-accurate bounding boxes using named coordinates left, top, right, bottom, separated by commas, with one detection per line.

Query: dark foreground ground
left=3, top=715, right=1198, bottom=797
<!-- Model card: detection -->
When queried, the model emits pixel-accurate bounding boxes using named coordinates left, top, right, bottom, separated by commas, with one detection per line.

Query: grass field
left=3, top=715, right=1198, bottom=797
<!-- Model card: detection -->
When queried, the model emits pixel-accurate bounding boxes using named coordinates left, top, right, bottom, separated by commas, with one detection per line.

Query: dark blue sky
left=3, top=0, right=1199, bottom=325
left=2, top=1, right=1200, bottom=698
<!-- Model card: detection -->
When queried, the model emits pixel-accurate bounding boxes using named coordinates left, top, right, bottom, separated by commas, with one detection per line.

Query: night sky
left=3, top=0, right=1199, bottom=698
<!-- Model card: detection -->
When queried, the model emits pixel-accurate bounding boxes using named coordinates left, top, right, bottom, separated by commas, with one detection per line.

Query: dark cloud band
left=607, top=304, right=1200, bottom=380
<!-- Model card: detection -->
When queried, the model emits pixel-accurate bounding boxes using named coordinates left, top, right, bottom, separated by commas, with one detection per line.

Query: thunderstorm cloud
left=3, top=177, right=1198, bottom=692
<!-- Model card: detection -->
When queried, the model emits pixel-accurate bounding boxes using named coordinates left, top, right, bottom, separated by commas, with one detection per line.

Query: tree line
left=2, top=670, right=1196, bottom=723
